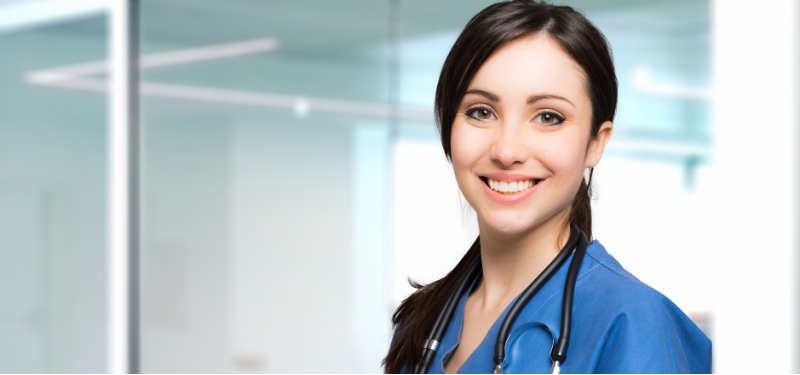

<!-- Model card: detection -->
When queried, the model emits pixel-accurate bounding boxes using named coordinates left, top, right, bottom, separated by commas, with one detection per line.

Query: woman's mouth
left=482, top=177, right=541, bottom=194
left=478, top=175, right=544, bottom=204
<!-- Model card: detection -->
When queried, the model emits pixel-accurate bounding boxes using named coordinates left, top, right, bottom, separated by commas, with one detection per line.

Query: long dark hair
left=382, top=1, right=617, bottom=372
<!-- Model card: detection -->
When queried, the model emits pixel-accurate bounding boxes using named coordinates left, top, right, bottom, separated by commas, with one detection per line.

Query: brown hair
left=383, top=1, right=617, bottom=372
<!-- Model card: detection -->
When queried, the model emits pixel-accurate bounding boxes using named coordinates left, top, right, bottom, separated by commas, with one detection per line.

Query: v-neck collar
left=432, top=241, right=603, bottom=374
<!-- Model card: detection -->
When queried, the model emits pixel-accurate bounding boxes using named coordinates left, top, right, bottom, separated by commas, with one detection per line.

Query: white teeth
left=486, top=178, right=537, bottom=194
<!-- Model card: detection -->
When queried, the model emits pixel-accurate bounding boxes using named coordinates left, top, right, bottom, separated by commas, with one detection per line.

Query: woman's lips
left=480, top=172, right=539, bottom=182
left=479, top=175, right=543, bottom=204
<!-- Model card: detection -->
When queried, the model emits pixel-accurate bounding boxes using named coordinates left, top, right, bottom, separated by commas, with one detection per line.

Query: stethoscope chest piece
left=493, top=359, right=561, bottom=373
left=493, top=331, right=563, bottom=374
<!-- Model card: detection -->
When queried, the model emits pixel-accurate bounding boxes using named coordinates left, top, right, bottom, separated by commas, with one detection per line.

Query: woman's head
left=436, top=0, right=617, bottom=240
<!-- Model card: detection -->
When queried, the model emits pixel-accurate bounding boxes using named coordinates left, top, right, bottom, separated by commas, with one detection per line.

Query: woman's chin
left=480, top=215, right=536, bottom=235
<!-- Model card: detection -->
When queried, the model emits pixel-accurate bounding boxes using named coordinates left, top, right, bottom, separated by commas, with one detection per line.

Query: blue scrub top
left=396, top=240, right=712, bottom=373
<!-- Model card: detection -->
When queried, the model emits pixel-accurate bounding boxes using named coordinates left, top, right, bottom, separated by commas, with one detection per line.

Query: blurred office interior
left=0, top=0, right=797, bottom=372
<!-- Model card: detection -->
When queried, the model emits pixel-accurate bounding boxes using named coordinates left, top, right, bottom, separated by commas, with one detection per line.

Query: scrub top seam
left=584, top=248, right=639, bottom=284
left=657, top=286, right=681, bottom=373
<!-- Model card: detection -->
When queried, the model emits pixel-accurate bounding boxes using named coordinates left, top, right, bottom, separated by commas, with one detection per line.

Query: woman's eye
left=465, top=106, right=495, bottom=121
left=536, top=111, right=565, bottom=126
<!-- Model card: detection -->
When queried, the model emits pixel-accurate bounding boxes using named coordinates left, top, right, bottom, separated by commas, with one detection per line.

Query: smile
left=478, top=174, right=544, bottom=204
left=484, top=178, right=540, bottom=194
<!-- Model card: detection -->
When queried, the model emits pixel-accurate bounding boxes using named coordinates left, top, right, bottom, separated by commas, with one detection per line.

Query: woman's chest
left=443, top=297, right=508, bottom=373
left=441, top=318, right=559, bottom=374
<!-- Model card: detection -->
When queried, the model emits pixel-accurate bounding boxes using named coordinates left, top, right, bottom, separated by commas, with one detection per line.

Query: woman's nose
left=490, top=122, right=528, bottom=167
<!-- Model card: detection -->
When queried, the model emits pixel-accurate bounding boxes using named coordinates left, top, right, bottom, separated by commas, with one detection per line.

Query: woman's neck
left=475, top=211, right=571, bottom=311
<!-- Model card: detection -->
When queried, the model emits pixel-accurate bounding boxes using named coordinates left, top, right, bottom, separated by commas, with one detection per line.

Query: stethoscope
left=414, top=223, right=588, bottom=374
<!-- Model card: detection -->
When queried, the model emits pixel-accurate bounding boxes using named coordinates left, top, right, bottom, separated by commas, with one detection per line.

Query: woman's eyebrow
left=464, top=89, right=499, bottom=102
left=464, top=90, right=574, bottom=107
left=527, top=94, right=574, bottom=107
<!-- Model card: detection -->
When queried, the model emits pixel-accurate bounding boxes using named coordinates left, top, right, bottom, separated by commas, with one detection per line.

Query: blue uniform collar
left=433, top=240, right=610, bottom=374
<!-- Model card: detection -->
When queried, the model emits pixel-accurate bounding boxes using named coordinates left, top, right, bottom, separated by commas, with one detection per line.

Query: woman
left=383, top=1, right=711, bottom=373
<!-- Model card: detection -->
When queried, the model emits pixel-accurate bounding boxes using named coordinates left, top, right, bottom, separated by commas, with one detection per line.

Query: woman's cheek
left=451, top=123, right=487, bottom=168
left=532, top=138, right=585, bottom=223
left=450, top=123, right=489, bottom=194
left=536, top=134, right=586, bottom=180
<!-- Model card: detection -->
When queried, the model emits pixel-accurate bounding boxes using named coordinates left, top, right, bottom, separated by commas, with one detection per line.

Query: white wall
left=351, top=124, right=393, bottom=373
left=228, top=116, right=378, bottom=373
left=391, top=140, right=479, bottom=306
left=141, top=115, right=231, bottom=373
left=711, top=0, right=799, bottom=372
left=592, top=159, right=714, bottom=317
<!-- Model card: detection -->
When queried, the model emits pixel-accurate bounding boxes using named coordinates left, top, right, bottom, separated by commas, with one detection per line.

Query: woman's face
left=451, top=35, right=612, bottom=236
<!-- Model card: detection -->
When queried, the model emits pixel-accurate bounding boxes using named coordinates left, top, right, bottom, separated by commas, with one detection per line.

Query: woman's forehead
left=466, top=35, right=589, bottom=107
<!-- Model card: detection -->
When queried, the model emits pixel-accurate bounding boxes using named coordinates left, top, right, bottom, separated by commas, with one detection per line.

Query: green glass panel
left=0, top=14, right=107, bottom=373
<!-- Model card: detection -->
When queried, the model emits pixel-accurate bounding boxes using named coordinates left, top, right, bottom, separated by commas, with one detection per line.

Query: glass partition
left=139, top=0, right=393, bottom=372
left=0, top=8, right=108, bottom=373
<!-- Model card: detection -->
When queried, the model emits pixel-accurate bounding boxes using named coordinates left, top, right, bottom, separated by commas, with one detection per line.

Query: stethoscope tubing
left=552, top=230, right=588, bottom=365
left=414, top=245, right=482, bottom=374
left=415, top=224, right=586, bottom=374
left=493, top=224, right=583, bottom=373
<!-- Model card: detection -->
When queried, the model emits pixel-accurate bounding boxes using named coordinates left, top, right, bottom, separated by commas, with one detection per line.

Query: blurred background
left=0, top=0, right=796, bottom=373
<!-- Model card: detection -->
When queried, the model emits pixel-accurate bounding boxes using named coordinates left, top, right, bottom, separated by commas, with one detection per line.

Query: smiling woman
left=383, top=1, right=711, bottom=374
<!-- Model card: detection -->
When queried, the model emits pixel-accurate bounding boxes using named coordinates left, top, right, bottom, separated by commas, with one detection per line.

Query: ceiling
left=32, top=0, right=708, bottom=60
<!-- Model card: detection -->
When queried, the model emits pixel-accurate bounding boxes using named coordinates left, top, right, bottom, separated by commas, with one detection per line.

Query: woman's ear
left=585, top=121, right=613, bottom=168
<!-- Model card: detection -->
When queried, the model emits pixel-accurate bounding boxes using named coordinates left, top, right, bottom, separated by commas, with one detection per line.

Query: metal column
left=108, top=0, right=139, bottom=373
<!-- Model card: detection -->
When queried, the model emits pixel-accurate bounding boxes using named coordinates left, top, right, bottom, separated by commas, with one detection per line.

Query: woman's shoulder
left=579, top=240, right=684, bottom=310
left=572, top=240, right=712, bottom=373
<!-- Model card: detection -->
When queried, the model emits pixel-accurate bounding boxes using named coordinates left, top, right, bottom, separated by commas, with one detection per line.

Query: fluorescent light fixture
left=26, top=37, right=281, bottom=84
left=25, top=37, right=434, bottom=121
left=137, top=38, right=280, bottom=70
left=33, top=76, right=434, bottom=121
left=0, top=0, right=107, bottom=34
